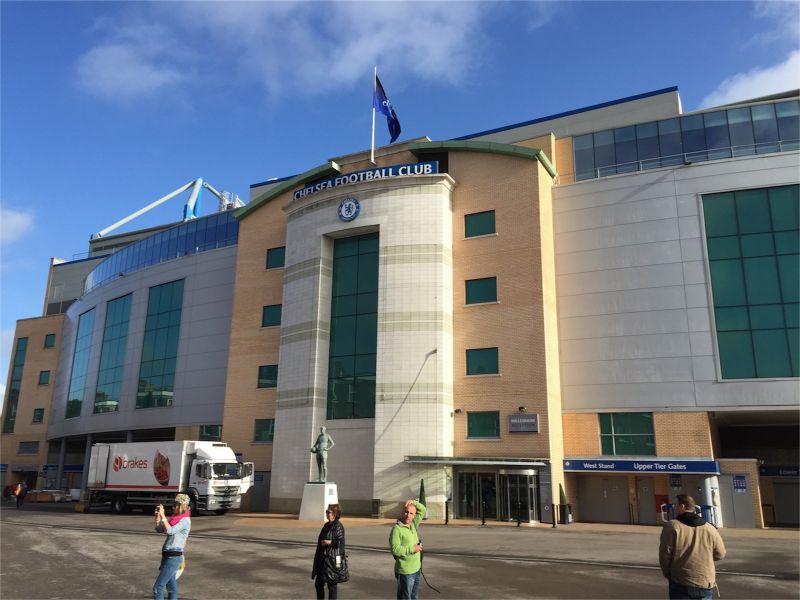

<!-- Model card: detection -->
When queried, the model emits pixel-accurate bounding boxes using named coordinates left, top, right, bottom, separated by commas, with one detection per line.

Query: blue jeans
left=153, top=555, right=182, bottom=600
left=396, top=571, right=420, bottom=600
left=669, top=580, right=714, bottom=599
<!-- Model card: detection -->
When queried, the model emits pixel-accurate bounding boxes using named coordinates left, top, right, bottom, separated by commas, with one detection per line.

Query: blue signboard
left=293, top=161, right=439, bottom=201
left=759, top=465, right=799, bottom=477
left=563, top=459, right=720, bottom=474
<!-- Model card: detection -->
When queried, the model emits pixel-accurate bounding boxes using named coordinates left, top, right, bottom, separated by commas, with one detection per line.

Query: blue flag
left=373, top=75, right=401, bottom=143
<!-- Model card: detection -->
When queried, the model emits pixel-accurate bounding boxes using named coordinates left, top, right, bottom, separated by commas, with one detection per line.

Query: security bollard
left=551, top=504, right=557, bottom=528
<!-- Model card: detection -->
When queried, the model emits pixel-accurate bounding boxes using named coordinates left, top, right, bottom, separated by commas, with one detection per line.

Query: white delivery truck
left=86, top=441, right=254, bottom=515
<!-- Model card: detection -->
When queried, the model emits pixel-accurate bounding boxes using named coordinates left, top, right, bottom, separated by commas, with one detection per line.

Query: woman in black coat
left=312, top=503, right=346, bottom=599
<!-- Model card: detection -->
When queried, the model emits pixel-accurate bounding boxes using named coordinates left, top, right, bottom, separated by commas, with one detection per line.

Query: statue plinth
left=298, top=481, right=338, bottom=521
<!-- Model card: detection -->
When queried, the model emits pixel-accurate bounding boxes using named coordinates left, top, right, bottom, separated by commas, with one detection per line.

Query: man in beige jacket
left=659, top=494, right=726, bottom=599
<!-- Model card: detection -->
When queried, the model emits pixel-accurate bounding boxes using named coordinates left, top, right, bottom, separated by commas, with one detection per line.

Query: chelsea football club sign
left=294, top=161, right=438, bottom=201
left=338, top=198, right=360, bottom=222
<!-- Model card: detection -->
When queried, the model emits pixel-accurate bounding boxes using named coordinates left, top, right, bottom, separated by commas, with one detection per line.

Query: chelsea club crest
left=337, top=197, right=360, bottom=222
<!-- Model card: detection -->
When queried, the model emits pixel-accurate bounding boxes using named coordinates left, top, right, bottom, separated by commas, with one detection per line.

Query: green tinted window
left=703, top=185, right=799, bottom=379
left=3, top=337, right=28, bottom=433
left=137, top=281, right=183, bottom=408
left=466, top=277, right=497, bottom=304
left=258, top=365, right=278, bottom=388
left=38, top=371, right=50, bottom=385
left=95, top=294, right=132, bottom=413
left=266, top=246, right=286, bottom=269
left=328, top=233, right=378, bottom=419
left=44, top=334, right=56, bottom=349
left=66, top=309, right=96, bottom=418
left=199, top=425, right=222, bottom=441
left=262, top=304, right=282, bottom=327
left=465, top=210, right=496, bottom=238
left=599, top=412, right=655, bottom=456
left=467, top=411, right=500, bottom=438
left=254, top=419, right=275, bottom=442
left=466, top=347, right=499, bottom=375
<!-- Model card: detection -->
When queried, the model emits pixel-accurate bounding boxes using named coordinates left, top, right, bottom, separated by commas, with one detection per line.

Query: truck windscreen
left=211, top=463, right=240, bottom=479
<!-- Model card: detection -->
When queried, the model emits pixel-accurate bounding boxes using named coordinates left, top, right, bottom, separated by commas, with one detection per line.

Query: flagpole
left=370, top=65, right=377, bottom=164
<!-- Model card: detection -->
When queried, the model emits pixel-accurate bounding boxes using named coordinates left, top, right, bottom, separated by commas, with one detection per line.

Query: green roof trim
left=235, top=161, right=342, bottom=220
left=408, top=140, right=557, bottom=179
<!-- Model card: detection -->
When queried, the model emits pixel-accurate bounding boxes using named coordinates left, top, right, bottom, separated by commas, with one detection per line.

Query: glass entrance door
left=498, top=470, right=539, bottom=522
left=456, top=472, right=497, bottom=519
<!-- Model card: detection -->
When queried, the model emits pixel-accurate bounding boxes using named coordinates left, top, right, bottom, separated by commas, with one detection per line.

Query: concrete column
left=703, top=475, right=723, bottom=528
left=56, top=438, right=67, bottom=490
left=80, top=434, right=93, bottom=492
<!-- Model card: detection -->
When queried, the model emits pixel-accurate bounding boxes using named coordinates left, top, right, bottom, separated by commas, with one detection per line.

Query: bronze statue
left=310, top=426, right=335, bottom=482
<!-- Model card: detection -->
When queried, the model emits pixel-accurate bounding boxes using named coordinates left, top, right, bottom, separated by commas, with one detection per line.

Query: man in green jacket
left=390, top=499, right=426, bottom=599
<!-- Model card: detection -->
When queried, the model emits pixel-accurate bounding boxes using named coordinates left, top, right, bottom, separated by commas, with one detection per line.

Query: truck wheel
left=214, top=509, right=228, bottom=515
left=112, top=496, right=127, bottom=514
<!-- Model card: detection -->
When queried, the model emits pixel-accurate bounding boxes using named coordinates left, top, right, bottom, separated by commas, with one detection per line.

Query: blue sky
left=1, top=0, right=799, bottom=396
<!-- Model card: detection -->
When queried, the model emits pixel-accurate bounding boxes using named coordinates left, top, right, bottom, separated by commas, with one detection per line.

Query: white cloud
left=524, top=1, right=561, bottom=31
left=0, top=208, right=34, bottom=246
left=700, top=50, right=800, bottom=108
left=751, top=0, right=800, bottom=46
left=76, top=2, right=491, bottom=103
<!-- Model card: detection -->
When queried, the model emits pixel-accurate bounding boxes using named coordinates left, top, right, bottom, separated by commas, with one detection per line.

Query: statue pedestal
left=299, top=482, right=339, bottom=521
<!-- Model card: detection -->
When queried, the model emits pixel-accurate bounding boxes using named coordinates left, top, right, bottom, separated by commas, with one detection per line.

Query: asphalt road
left=1, top=503, right=797, bottom=600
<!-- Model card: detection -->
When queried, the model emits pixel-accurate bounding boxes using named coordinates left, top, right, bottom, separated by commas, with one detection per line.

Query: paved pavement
left=1, top=501, right=798, bottom=599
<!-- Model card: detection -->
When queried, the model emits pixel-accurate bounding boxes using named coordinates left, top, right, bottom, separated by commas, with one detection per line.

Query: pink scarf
left=169, top=511, right=190, bottom=526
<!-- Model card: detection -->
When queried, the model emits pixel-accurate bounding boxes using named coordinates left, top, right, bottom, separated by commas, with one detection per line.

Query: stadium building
left=2, top=87, right=798, bottom=527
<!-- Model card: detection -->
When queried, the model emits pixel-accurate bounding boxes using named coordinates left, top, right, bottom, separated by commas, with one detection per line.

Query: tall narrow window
left=573, top=133, right=595, bottom=180
left=137, top=280, right=184, bottom=408
left=95, top=294, right=132, bottom=413
left=327, top=233, right=378, bottom=419
left=44, top=333, right=56, bottom=349
left=38, top=371, right=50, bottom=385
left=66, top=309, right=96, bottom=418
left=776, top=100, right=800, bottom=151
left=703, top=185, right=799, bottom=378
left=752, top=104, right=780, bottom=154
left=32, top=408, right=45, bottom=424
left=2, top=337, right=28, bottom=433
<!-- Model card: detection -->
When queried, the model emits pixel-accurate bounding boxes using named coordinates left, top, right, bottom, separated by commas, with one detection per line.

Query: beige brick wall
left=562, top=413, right=600, bottom=456
left=0, top=315, right=64, bottom=487
left=450, top=152, right=555, bottom=459
left=654, top=412, right=714, bottom=457
left=222, top=194, right=286, bottom=470
left=514, top=134, right=555, bottom=165
left=554, top=137, right=574, bottom=184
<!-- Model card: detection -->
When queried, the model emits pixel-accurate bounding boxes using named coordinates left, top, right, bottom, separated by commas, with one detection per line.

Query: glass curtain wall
left=66, top=309, right=96, bottom=418
left=2, top=338, right=28, bottom=432
left=94, top=294, right=132, bottom=413
left=327, top=233, right=378, bottom=419
left=574, top=99, right=800, bottom=180
left=137, top=280, right=184, bottom=408
left=703, top=185, right=799, bottom=378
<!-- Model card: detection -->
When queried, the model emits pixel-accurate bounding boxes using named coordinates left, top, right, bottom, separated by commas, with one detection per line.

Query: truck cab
left=190, top=459, right=254, bottom=513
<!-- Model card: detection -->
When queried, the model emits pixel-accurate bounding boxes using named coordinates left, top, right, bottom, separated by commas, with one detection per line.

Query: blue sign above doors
left=563, top=459, right=720, bottom=474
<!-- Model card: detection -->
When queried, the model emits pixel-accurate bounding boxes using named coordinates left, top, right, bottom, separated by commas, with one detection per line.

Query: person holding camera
left=390, top=499, right=426, bottom=599
left=153, top=493, right=192, bottom=600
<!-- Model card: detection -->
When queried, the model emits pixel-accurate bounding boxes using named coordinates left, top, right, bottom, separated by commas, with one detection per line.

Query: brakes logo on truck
left=153, top=451, right=171, bottom=486
left=112, top=456, right=149, bottom=471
